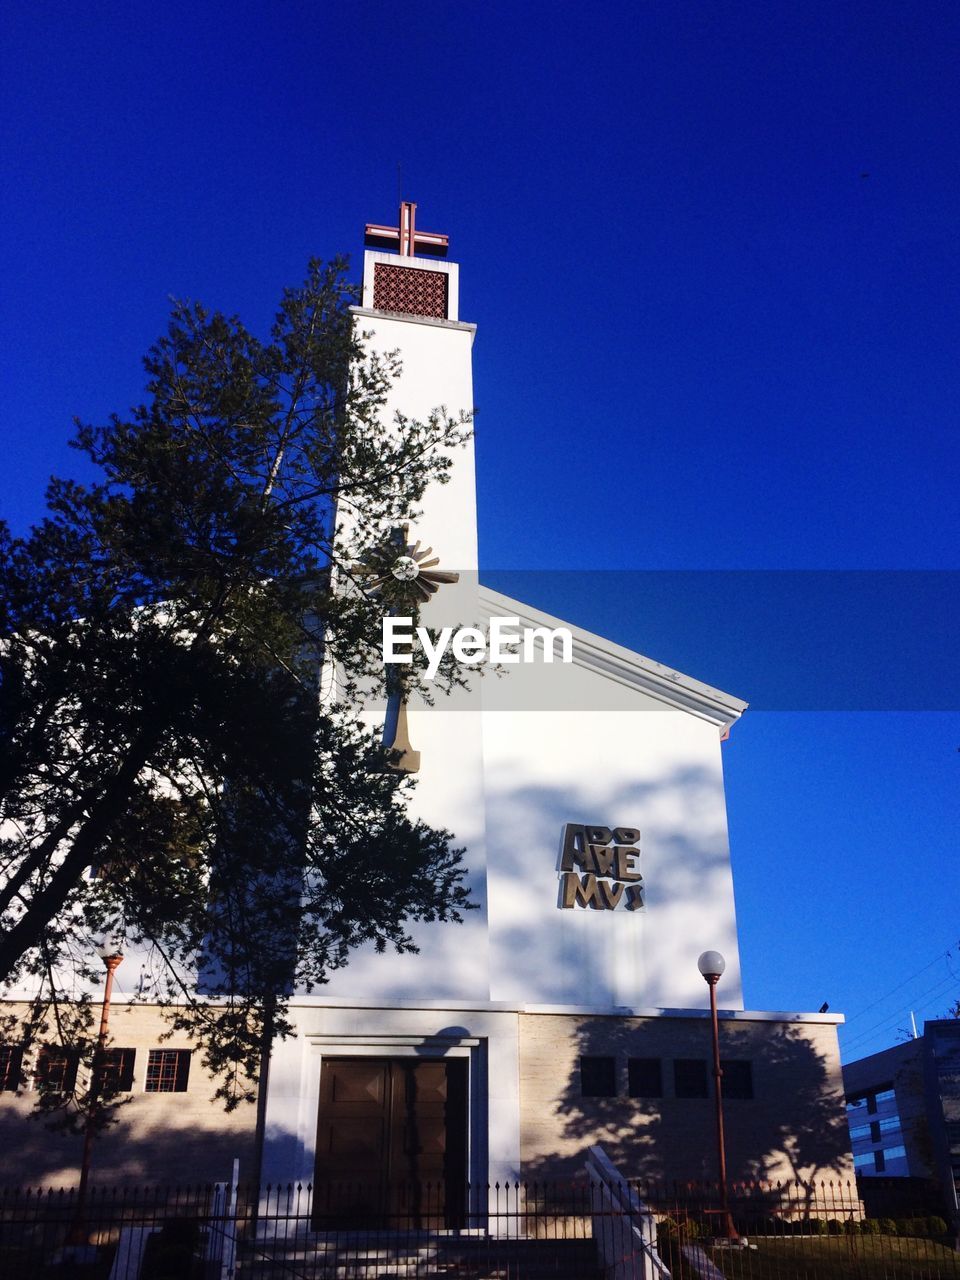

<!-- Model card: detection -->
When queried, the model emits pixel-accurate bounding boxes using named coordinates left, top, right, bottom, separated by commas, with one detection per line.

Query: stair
left=238, top=1233, right=603, bottom=1278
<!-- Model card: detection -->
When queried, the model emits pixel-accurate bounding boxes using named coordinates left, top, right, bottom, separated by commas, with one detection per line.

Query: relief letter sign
left=558, top=824, right=644, bottom=911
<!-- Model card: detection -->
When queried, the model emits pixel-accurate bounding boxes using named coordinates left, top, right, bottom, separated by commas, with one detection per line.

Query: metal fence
left=0, top=1176, right=958, bottom=1279
left=647, top=1178, right=960, bottom=1280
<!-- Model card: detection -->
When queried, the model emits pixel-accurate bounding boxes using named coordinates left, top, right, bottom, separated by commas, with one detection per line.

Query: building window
left=874, top=1149, right=885, bottom=1173
left=872, top=1086, right=896, bottom=1109
left=721, top=1059, right=754, bottom=1100
left=95, top=1048, right=135, bottom=1093
left=628, top=1058, right=663, bottom=1098
left=877, top=1115, right=901, bottom=1137
left=870, top=1121, right=881, bottom=1143
left=674, top=1059, right=708, bottom=1099
left=0, top=1046, right=24, bottom=1092
left=36, top=1046, right=80, bottom=1093
left=144, top=1049, right=191, bottom=1093
left=580, top=1056, right=616, bottom=1097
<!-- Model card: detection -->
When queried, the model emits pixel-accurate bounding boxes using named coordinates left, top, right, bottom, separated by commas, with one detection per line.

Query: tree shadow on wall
left=520, top=1016, right=852, bottom=1192
left=0, top=1101, right=258, bottom=1188
left=483, top=764, right=739, bottom=1010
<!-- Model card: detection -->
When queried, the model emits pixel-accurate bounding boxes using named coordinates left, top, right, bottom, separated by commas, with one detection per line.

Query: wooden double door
left=314, top=1056, right=468, bottom=1227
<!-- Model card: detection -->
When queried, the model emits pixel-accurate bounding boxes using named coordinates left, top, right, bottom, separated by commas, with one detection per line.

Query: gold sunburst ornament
left=362, top=531, right=460, bottom=603
left=355, top=528, right=460, bottom=773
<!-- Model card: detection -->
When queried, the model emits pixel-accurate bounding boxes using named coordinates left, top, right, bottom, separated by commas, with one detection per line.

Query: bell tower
left=351, top=200, right=479, bottom=572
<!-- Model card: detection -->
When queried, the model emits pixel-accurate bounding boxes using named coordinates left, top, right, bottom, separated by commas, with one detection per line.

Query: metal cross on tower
left=364, top=201, right=449, bottom=257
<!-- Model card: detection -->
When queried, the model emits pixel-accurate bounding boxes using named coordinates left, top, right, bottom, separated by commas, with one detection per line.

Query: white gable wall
left=482, top=703, right=743, bottom=1010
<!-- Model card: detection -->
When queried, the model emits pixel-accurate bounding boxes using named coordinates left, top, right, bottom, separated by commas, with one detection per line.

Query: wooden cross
left=364, top=201, right=449, bottom=258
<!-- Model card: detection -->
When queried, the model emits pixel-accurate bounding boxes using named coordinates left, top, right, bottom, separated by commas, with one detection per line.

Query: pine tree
left=0, top=258, right=473, bottom=1113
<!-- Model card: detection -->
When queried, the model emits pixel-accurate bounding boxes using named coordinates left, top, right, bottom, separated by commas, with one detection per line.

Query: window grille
left=36, top=1046, right=80, bottom=1093
left=144, top=1049, right=190, bottom=1093
left=0, top=1045, right=23, bottom=1092
left=95, top=1048, right=136, bottom=1093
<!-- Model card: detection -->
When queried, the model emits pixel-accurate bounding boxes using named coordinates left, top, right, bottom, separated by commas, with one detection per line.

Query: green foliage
left=656, top=1214, right=704, bottom=1245
left=0, top=258, right=474, bottom=1119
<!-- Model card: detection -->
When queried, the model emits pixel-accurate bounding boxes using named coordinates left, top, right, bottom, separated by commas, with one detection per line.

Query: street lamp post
left=70, top=937, right=124, bottom=1245
left=697, top=950, right=740, bottom=1242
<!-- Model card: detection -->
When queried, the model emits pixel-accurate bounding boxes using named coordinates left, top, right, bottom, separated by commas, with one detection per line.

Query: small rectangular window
left=628, top=1058, right=663, bottom=1098
left=580, top=1056, right=616, bottom=1097
left=36, top=1046, right=80, bottom=1093
left=870, top=1121, right=881, bottom=1143
left=874, top=1149, right=885, bottom=1173
left=721, top=1059, right=753, bottom=1100
left=95, top=1048, right=135, bottom=1093
left=0, top=1046, right=24, bottom=1092
left=145, top=1049, right=191, bottom=1093
left=674, top=1059, right=708, bottom=1099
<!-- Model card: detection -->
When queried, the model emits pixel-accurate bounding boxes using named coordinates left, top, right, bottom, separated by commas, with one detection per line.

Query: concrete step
left=238, top=1235, right=602, bottom=1279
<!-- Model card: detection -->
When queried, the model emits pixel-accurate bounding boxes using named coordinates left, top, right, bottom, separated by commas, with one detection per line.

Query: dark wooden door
left=313, top=1057, right=467, bottom=1227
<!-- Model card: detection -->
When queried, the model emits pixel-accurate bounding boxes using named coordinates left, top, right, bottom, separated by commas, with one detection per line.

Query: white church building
left=0, top=204, right=854, bottom=1194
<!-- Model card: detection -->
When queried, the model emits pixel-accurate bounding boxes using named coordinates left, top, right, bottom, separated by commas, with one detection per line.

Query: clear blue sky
left=2, top=0, right=957, bottom=1059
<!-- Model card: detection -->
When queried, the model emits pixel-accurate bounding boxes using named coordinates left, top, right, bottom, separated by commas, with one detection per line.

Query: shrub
left=756, top=1214, right=781, bottom=1236
left=926, top=1215, right=948, bottom=1237
left=860, top=1218, right=881, bottom=1235
left=826, top=1219, right=843, bottom=1235
left=878, top=1217, right=898, bottom=1235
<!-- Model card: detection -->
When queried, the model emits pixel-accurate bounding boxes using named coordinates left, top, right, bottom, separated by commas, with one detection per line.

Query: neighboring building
left=844, top=1040, right=926, bottom=1178
left=0, top=202, right=855, bottom=1193
left=843, top=1019, right=960, bottom=1220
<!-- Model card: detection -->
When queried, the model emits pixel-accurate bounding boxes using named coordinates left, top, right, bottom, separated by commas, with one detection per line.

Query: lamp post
left=70, top=937, right=124, bottom=1245
left=697, top=950, right=740, bottom=1242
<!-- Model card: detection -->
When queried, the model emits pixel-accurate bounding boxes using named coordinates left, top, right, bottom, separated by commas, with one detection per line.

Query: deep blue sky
left=2, top=1, right=957, bottom=1058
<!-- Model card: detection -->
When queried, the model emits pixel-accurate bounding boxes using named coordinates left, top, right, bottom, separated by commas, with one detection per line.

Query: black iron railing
left=0, top=1175, right=957, bottom=1278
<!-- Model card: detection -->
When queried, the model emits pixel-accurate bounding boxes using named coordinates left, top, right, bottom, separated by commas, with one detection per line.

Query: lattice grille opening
left=373, top=263, right=448, bottom=319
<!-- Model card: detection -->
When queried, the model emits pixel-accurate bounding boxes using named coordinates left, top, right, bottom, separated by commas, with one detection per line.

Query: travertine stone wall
left=518, top=1011, right=854, bottom=1184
